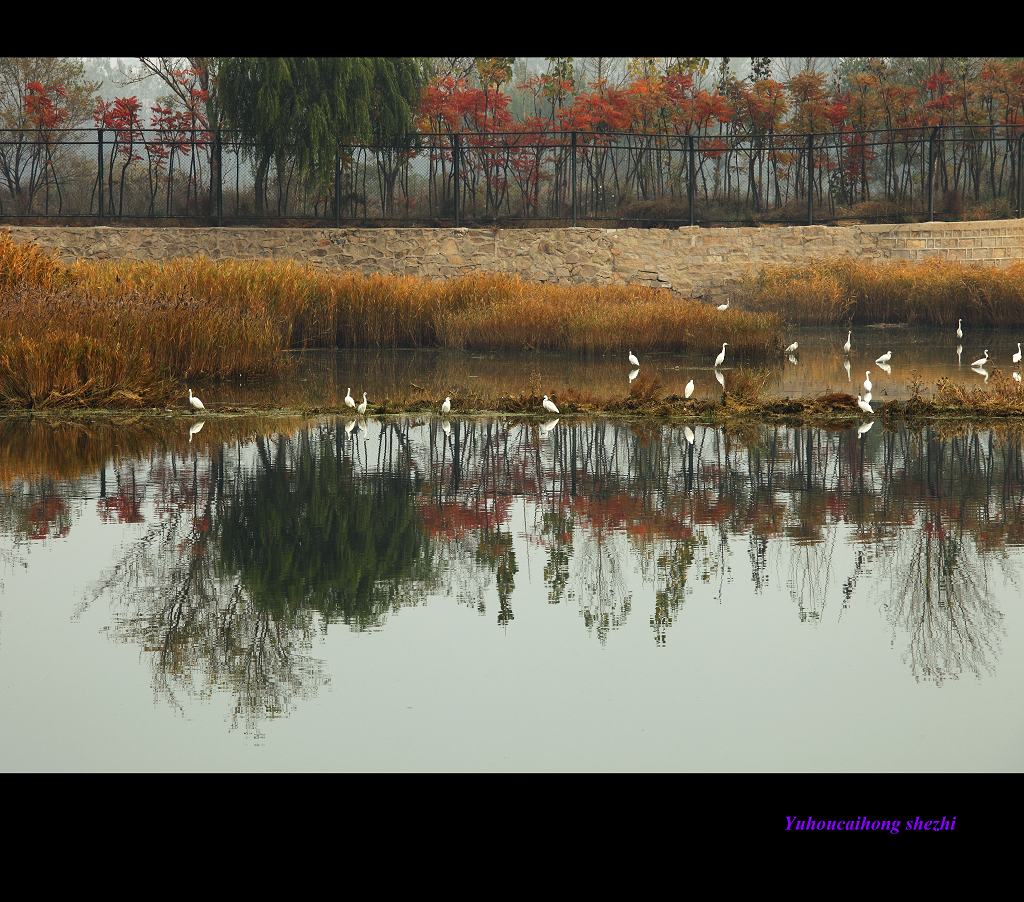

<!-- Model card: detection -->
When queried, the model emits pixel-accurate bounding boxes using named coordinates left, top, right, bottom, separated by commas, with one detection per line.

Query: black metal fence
left=2, top=125, right=1022, bottom=227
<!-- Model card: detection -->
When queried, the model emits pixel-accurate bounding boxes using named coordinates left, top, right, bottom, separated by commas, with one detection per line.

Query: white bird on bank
left=858, top=421, right=874, bottom=438
left=684, top=379, right=695, bottom=399
left=1013, top=342, right=1022, bottom=365
left=441, top=396, right=451, bottom=415
left=784, top=341, right=799, bottom=355
left=714, top=342, right=728, bottom=369
left=188, top=388, right=205, bottom=411
left=717, top=300, right=730, bottom=311
left=857, top=394, right=874, bottom=415
left=863, top=371, right=872, bottom=393
left=876, top=351, right=892, bottom=365
left=345, top=388, right=356, bottom=409
left=542, top=395, right=560, bottom=414
left=357, top=392, right=368, bottom=415
left=971, top=350, right=990, bottom=368
left=957, top=319, right=963, bottom=340
left=628, top=350, right=640, bottom=368
left=843, top=331, right=852, bottom=354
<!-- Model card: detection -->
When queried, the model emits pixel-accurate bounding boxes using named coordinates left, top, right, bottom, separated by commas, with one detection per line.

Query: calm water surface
left=1, top=413, right=1022, bottom=771
left=212, top=326, right=1024, bottom=409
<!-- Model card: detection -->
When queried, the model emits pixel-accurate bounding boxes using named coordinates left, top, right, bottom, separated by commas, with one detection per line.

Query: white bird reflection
left=972, top=366, right=990, bottom=383
left=787, top=354, right=799, bottom=366
left=1014, top=372, right=1022, bottom=383
left=188, top=421, right=205, bottom=443
left=441, top=419, right=452, bottom=435
left=628, top=367, right=640, bottom=383
left=877, top=361, right=892, bottom=375
left=714, top=369, right=725, bottom=389
left=539, top=418, right=560, bottom=437
left=857, top=421, right=874, bottom=438
left=344, top=419, right=356, bottom=436
left=957, top=345, right=963, bottom=366
left=843, top=359, right=851, bottom=381
left=684, top=425, right=695, bottom=445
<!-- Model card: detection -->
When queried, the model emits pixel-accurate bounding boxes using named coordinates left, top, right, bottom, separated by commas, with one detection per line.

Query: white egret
left=684, top=425, right=695, bottom=445
left=784, top=341, right=798, bottom=355
left=714, top=342, right=728, bottom=368
left=714, top=369, right=725, bottom=389
left=857, top=421, right=874, bottom=437
left=684, top=379, right=694, bottom=399
left=717, top=300, right=730, bottom=311
left=628, top=368, right=640, bottom=383
left=188, top=388, right=205, bottom=411
left=188, top=421, right=205, bottom=442
left=957, top=319, right=963, bottom=340
left=542, top=395, right=559, bottom=414
left=357, top=392, right=369, bottom=415
left=344, top=388, right=356, bottom=409
left=856, top=394, right=874, bottom=415
left=843, top=331, right=852, bottom=354
left=971, top=350, right=989, bottom=368
left=863, top=371, right=872, bottom=393
left=441, top=396, right=451, bottom=415
left=1013, top=342, right=1022, bottom=365
left=843, top=359, right=852, bottom=381
left=876, top=351, right=892, bottom=365
left=628, top=350, right=640, bottom=368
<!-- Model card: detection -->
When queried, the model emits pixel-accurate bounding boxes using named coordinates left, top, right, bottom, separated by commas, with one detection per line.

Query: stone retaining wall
left=5, top=219, right=1024, bottom=301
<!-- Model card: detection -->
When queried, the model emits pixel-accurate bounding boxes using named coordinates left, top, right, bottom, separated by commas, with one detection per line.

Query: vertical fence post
left=452, top=133, right=461, bottom=227
left=334, top=149, right=341, bottom=226
left=807, top=133, right=814, bottom=225
left=215, top=129, right=223, bottom=226
left=96, top=128, right=104, bottom=219
left=571, top=131, right=578, bottom=226
left=927, top=127, right=937, bottom=222
left=687, top=135, right=696, bottom=227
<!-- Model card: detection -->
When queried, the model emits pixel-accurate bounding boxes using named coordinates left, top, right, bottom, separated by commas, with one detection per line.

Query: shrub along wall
left=5, top=220, right=1024, bottom=302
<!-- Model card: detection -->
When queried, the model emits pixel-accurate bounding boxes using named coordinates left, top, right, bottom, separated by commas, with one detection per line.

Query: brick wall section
left=5, top=219, right=1024, bottom=302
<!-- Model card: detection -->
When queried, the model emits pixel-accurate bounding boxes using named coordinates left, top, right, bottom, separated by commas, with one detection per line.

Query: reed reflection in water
left=1, top=415, right=1021, bottom=733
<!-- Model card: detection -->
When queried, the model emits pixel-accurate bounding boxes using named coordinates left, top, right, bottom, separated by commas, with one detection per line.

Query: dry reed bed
left=0, top=233, right=780, bottom=408
left=741, top=258, right=1024, bottom=326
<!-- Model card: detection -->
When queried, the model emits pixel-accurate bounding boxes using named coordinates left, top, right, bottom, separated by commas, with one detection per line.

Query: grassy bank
left=740, top=258, right=1024, bottom=326
left=0, top=234, right=779, bottom=409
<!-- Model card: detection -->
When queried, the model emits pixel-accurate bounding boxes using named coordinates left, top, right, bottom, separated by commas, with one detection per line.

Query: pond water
left=1, top=414, right=1022, bottom=771
left=209, top=326, right=1024, bottom=410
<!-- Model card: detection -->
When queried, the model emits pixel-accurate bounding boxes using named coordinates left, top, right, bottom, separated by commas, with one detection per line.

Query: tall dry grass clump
left=742, top=258, right=1024, bottom=326
left=0, top=232, right=782, bottom=408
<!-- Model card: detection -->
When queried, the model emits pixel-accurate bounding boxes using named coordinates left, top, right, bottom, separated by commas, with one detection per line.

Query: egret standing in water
left=957, top=319, right=963, bottom=340
left=628, top=350, right=640, bottom=368
left=843, top=331, right=852, bottom=355
left=542, top=395, right=559, bottom=415
left=345, top=388, right=356, bottom=409
left=971, top=350, right=990, bottom=368
left=1014, top=342, right=1022, bottom=365
left=684, top=379, right=694, bottom=399
left=357, top=392, right=369, bottom=415
left=188, top=388, right=205, bottom=411
left=441, top=396, right=451, bottom=415
left=784, top=341, right=799, bottom=355
left=863, top=371, right=872, bottom=393
left=876, top=350, right=892, bottom=365
left=714, top=342, right=728, bottom=368
left=717, top=300, right=730, bottom=311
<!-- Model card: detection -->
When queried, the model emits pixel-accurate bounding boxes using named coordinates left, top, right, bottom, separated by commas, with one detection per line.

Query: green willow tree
left=218, top=57, right=426, bottom=214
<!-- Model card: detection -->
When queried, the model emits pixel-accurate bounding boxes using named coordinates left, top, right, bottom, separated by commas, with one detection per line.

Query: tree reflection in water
left=2, top=415, right=1021, bottom=729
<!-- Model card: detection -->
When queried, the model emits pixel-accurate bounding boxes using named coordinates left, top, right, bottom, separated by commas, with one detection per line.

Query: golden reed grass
left=0, top=233, right=780, bottom=407
left=741, top=258, right=1024, bottom=326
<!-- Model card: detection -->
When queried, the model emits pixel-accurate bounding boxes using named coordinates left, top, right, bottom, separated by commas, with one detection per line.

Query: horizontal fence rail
left=1, top=125, right=1022, bottom=227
